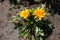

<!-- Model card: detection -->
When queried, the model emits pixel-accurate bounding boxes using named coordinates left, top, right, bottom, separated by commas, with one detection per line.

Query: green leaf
left=12, top=14, right=20, bottom=21
left=48, top=23, right=53, bottom=28
left=38, top=28, right=43, bottom=32
left=32, top=35, right=35, bottom=40
left=39, top=33, right=44, bottom=36
left=38, top=28, right=44, bottom=36
left=35, top=27, right=38, bottom=35
left=47, top=20, right=53, bottom=28
left=18, top=30, right=25, bottom=37
left=17, top=0, right=21, bottom=3
left=40, top=37, right=43, bottom=40
left=30, top=8, right=34, bottom=13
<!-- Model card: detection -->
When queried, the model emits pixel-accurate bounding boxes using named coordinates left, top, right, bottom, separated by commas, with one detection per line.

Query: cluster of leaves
left=12, top=7, right=53, bottom=40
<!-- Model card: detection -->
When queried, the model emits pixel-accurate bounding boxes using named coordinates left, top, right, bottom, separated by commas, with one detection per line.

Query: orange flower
left=33, top=8, right=46, bottom=20
left=19, top=9, right=30, bottom=19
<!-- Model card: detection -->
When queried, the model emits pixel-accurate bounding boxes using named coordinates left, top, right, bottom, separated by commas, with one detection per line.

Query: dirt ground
left=0, top=0, right=60, bottom=40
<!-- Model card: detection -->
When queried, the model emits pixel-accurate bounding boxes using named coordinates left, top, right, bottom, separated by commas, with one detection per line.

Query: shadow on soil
left=9, top=0, right=17, bottom=5
left=42, top=0, right=60, bottom=16
left=0, top=0, right=4, bottom=2
left=8, top=0, right=41, bottom=5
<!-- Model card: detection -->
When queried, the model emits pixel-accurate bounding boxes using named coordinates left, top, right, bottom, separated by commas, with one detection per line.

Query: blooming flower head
left=33, top=7, right=46, bottom=20
left=19, top=9, right=30, bottom=19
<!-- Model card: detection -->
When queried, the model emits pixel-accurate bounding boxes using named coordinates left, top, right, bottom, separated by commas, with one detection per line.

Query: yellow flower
left=19, top=9, right=30, bottom=19
left=33, top=8, right=46, bottom=20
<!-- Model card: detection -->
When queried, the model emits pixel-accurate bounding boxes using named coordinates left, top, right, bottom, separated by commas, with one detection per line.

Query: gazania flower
left=19, top=9, right=30, bottom=19
left=33, top=8, right=46, bottom=20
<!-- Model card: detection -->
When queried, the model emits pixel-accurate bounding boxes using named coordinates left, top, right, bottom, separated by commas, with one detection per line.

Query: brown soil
left=0, top=0, right=60, bottom=40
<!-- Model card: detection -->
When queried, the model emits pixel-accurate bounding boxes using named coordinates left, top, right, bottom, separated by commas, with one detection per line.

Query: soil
left=0, top=0, right=60, bottom=40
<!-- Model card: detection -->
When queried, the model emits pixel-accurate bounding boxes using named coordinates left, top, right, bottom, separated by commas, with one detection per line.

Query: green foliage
left=12, top=7, right=53, bottom=40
